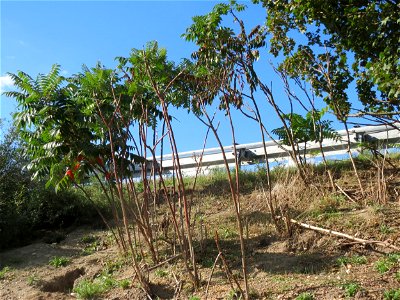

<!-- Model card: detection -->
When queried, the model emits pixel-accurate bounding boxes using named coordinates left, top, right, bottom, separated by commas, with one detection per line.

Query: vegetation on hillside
left=2, top=0, right=399, bottom=298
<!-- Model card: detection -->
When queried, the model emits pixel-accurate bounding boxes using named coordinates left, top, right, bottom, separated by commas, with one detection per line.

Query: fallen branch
left=335, top=183, right=357, bottom=203
left=277, top=216, right=400, bottom=251
left=148, top=253, right=182, bottom=271
left=214, top=231, right=244, bottom=296
left=205, top=252, right=221, bottom=300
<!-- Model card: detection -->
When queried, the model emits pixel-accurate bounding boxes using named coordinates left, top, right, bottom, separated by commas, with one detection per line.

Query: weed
left=73, top=279, right=104, bottom=299
left=27, top=274, right=40, bottom=286
left=49, top=256, right=70, bottom=268
left=189, top=296, right=201, bottom=300
left=0, top=266, right=11, bottom=280
left=337, top=255, right=367, bottom=267
left=375, top=253, right=400, bottom=274
left=342, top=282, right=361, bottom=297
left=81, top=235, right=101, bottom=255
left=155, top=269, right=168, bottom=278
left=81, top=234, right=99, bottom=244
left=375, top=260, right=392, bottom=273
left=380, top=224, right=394, bottom=235
left=73, top=274, right=116, bottom=299
left=295, top=292, right=314, bottom=300
left=81, top=240, right=100, bottom=256
left=395, top=270, right=400, bottom=281
left=100, top=274, right=117, bottom=289
left=226, top=289, right=242, bottom=300
left=384, top=289, right=400, bottom=300
left=119, top=279, right=130, bottom=289
left=221, top=227, right=237, bottom=239
left=388, top=253, right=400, bottom=263
left=103, top=258, right=125, bottom=274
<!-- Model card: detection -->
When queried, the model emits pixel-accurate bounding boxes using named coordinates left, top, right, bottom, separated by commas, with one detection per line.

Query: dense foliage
left=0, top=123, right=102, bottom=250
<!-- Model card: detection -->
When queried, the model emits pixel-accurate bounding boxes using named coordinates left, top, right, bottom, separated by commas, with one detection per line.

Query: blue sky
left=0, top=0, right=351, bottom=153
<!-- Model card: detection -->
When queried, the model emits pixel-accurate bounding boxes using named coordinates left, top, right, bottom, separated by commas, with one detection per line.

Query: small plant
left=49, top=256, right=70, bottom=268
left=189, top=296, right=201, bottom=300
left=82, top=241, right=100, bottom=256
left=226, top=289, right=242, bottom=300
left=380, top=224, right=394, bottom=235
left=375, top=259, right=392, bottom=273
left=337, top=255, right=367, bottom=267
left=395, top=270, right=400, bottom=281
left=81, top=234, right=99, bottom=244
left=27, top=274, right=40, bottom=286
left=81, top=235, right=101, bottom=255
left=119, top=279, right=130, bottom=289
left=221, top=227, right=237, bottom=239
left=199, top=256, right=215, bottom=268
left=73, top=279, right=104, bottom=299
left=0, top=266, right=11, bottom=280
left=100, top=274, right=117, bottom=289
left=383, top=289, right=400, bottom=300
left=103, top=258, right=125, bottom=275
left=295, top=292, right=314, bottom=300
left=155, top=269, right=168, bottom=278
left=342, top=282, right=361, bottom=297
left=375, top=253, right=400, bottom=274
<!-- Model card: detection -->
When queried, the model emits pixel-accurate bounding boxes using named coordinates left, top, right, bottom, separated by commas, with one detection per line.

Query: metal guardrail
left=136, top=123, right=400, bottom=177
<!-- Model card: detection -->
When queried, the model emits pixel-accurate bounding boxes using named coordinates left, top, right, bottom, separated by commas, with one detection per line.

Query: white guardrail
left=135, top=123, right=400, bottom=177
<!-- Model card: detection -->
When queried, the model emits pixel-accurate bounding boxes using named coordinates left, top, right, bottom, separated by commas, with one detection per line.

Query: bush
left=0, top=123, right=107, bottom=250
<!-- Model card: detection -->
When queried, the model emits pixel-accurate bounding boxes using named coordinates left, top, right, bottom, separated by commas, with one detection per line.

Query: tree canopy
left=256, top=0, right=400, bottom=115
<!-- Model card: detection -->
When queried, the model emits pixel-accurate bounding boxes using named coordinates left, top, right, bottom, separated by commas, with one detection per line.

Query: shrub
left=342, top=282, right=361, bottom=298
left=384, top=289, right=400, bottom=300
left=49, top=256, right=71, bottom=268
left=295, top=292, right=314, bottom=300
left=0, top=123, right=109, bottom=250
left=73, top=279, right=105, bottom=299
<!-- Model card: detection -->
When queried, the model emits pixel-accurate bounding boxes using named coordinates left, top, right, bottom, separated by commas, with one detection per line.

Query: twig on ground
left=335, top=183, right=357, bottom=203
left=277, top=216, right=400, bottom=251
left=205, top=252, right=222, bottom=300
left=148, top=254, right=182, bottom=271
left=214, top=231, right=244, bottom=296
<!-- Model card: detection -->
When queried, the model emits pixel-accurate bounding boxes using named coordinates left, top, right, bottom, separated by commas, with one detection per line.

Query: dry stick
left=257, top=79, right=307, bottom=182
left=214, top=231, right=244, bottom=296
left=204, top=252, right=221, bottom=300
left=199, top=104, right=247, bottom=299
left=242, top=93, right=279, bottom=231
left=143, top=57, right=198, bottom=287
left=73, top=183, right=122, bottom=250
left=294, top=79, right=336, bottom=191
left=224, top=96, right=249, bottom=299
left=98, top=97, right=150, bottom=293
left=343, top=120, right=365, bottom=197
left=278, top=216, right=400, bottom=251
left=171, top=270, right=182, bottom=300
left=148, top=254, right=182, bottom=271
left=188, top=114, right=214, bottom=221
left=311, top=50, right=364, bottom=197
left=335, top=183, right=357, bottom=203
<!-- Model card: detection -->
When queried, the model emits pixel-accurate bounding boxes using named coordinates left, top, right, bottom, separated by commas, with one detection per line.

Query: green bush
left=384, top=289, right=400, bottom=300
left=49, top=256, right=71, bottom=268
left=0, top=123, right=108, bottom=250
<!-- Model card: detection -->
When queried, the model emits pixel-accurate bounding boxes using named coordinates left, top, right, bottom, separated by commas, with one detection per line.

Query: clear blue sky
left=0, top=0, right=350, bottom=152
